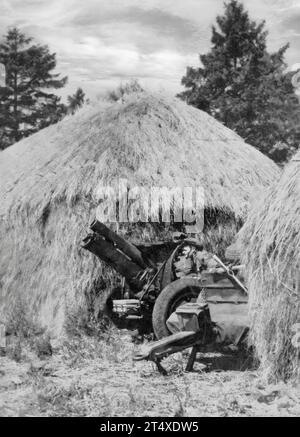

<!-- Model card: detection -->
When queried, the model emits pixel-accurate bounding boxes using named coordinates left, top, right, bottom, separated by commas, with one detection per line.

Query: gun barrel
left=90, top=220, right=147, bottom=269
left=82, top=233, right=144, bottom=291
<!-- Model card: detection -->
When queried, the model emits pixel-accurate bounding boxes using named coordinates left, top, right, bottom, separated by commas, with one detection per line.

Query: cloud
left=73, top=6, right=195, bottom=35
left=0, top=0, right=299, bottom=99
left=67, top=5, right=208, bottom=56
left=279, top=12, right=300, bottom=33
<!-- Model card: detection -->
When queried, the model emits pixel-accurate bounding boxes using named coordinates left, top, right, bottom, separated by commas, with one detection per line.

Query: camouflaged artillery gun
left=134, top=255, right=249, bottom=374
left=82, top=220, right=249, bottom=359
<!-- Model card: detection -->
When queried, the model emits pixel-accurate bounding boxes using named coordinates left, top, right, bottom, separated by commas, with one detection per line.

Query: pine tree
left=178, top=0, right=300, bottom=163
left=67, top=87, right=85, bottom=114
left=0, top=28, right=67, bottom=149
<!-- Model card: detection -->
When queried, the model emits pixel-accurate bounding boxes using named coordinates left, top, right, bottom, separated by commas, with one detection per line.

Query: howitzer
left=82, top=220, right=183, bottom=333
left=83, top=221, right=249, bottom=346
left=134, top=286, right=248, bottom=374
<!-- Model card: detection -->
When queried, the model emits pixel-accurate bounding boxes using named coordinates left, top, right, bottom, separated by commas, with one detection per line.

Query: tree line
left=1, top=1, right=300, bottom=164
left=178, top=0, right=300, bottom=164
left=0, top=28, right=85, bottom=150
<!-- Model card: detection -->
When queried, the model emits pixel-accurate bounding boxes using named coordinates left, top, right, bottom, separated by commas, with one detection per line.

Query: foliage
left=67, top=87, right=85, bottom=114
left=106, top=79, right=144, bottom=102
left=178, top=0, right=300, bottom=163
left=0, top=27, right=67, bottom=149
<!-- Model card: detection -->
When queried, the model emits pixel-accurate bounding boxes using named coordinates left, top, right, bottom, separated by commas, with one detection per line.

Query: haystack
left=0, top=91, right=279, bottom=333
left=239, top=151, right=299, bottom=381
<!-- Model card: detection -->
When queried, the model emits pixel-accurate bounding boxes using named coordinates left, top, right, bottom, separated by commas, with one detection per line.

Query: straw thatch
left=0, top=91, right=279, bottom=333
left=239, top=151, right=300, bottom=381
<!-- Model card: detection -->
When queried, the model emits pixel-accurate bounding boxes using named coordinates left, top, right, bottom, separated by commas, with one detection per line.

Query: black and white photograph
left=0, top=0, right=299, bottom=421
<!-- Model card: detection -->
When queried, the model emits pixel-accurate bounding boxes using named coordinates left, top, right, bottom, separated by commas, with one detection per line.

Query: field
left=0, top=0, right=299, bottom=418
left=1, top=329, right=299, bottom=417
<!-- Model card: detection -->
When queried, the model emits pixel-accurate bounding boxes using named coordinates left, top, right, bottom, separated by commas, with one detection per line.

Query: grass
left=5, top=296, right=43, bottom=339
left=64, top=297, right=111, bottom=339
left=1, top=287, right=299, bottom=417
left=4, top=296, right=52, bottom=362
left=28, top=333, right=300, bottom=417
left=1, top=325, right=300, bottom=417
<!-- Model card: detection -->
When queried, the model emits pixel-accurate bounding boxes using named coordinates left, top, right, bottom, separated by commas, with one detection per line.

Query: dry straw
left=239, top=150, right=300, bottom=381
left=0, top=91, right=279, bottom=333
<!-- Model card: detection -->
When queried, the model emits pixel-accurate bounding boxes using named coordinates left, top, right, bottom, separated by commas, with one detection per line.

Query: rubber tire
left=152, top=277, right=202, bottom=339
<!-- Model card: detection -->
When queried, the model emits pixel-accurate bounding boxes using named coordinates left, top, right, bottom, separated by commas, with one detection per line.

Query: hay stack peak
left=0, top=91, right=279, bottom=332
left=0, top=91, right=279, bottom=218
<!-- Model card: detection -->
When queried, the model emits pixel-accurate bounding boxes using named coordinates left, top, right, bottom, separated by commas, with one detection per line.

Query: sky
left=1, top=0, right=300, bottom=100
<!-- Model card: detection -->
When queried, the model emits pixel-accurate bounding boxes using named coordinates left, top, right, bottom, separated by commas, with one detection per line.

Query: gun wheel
left=152, top=278, right=202, bottom=339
